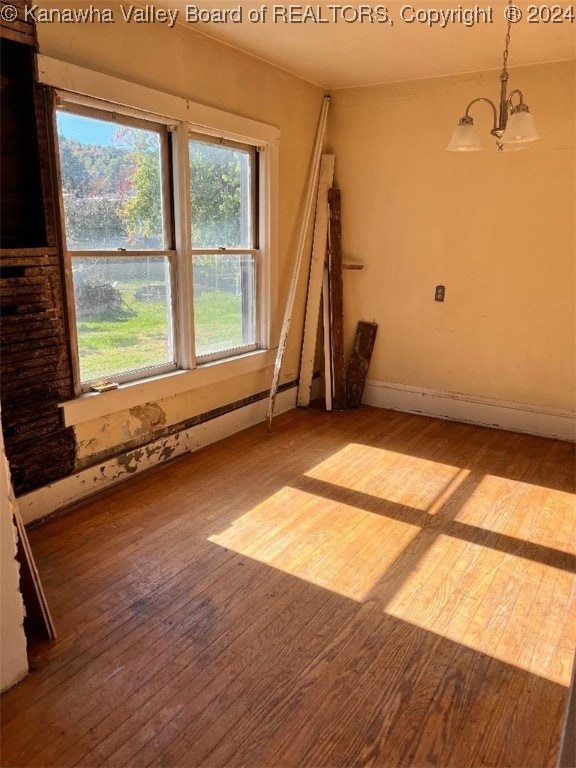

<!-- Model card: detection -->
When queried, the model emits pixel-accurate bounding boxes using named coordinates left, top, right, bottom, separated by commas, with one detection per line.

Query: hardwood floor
left=1, top=407, right=575, bottom=768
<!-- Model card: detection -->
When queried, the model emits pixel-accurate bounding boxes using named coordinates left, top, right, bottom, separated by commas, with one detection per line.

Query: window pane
left=72, top=256, right=174, bottom=382
left=193, top=254, right=255, bottom=357
left=189, top=140, right=254, bottom=249
left=56, top=111, right=165, bottom=250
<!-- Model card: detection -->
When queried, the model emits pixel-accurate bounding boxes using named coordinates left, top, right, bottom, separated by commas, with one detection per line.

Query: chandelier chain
left=502, top=0, right=513, bottom=75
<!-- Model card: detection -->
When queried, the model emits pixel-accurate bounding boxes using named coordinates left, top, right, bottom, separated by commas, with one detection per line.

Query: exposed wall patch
left=18, top=386, right=298, bottom=524
left=129, top=404, right=167, bottom=433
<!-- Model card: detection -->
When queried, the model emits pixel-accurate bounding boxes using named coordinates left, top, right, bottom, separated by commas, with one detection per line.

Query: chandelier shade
left=446, top=119, right=482, bottom=152
left=501, top=107, right=541, bottom=144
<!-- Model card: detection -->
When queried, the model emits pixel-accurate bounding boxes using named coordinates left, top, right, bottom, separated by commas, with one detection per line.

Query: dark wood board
left=346, top=321, right=378, bottom=408
left=328, top=189, right=346, bottom=410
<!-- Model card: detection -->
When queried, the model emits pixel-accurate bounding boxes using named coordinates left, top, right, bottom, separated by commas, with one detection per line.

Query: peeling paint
left=156, top=443, right=176, bottom=462
left=116, top=442, right=177, bottom=474
left=72, top=379, right=298, bottom=476
left=74, top=370, right=274, bottom=463
left=129, top=403, right=167, bottom=433
left=17, top=387, right=300, bottom=525
left=117, top=453, right=140, bottom=474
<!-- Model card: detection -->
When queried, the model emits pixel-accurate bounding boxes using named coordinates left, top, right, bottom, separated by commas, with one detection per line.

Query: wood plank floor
left=1, top=407, right=575, bottom=768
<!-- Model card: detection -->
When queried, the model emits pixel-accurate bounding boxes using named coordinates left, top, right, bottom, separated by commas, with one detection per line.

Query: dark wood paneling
left=0, top=254, right=76, bottom=493
left=0, top=34, right=76, bottom=495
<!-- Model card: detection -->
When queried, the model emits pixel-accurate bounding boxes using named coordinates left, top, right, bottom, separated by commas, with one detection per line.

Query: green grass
left=77, top=288, right=244, bottom=382
left=194, top=291, right=244, bottom=355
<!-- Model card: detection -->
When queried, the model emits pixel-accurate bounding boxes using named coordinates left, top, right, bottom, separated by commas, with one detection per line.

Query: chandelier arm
left=464, top=98, right=499, bottom=133
left=507, top=89, right=525, bottom=109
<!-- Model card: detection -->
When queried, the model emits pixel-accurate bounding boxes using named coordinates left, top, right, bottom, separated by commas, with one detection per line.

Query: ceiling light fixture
left=447, top=0, right=541, bottom=152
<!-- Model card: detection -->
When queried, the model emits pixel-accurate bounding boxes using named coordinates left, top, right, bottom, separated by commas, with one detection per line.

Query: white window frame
left=38, top=54, right=279, bottom=406
left=189, top=133, right=260, bottom=364
left=54, top=101, right=178, bottom=390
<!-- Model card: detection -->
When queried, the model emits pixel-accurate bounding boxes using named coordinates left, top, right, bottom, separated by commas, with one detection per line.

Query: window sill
left=59, top=348, right=277, bottom=427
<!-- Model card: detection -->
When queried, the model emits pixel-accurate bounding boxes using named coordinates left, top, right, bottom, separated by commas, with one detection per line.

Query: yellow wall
left=37, top=6, right=325, bottom=463
left=35, top=14, right=575, bottom=470
left=328, top=61, right=575, bottom=411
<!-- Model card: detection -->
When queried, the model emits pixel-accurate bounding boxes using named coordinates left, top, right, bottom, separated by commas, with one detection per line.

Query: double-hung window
left=189, top=135, right=259, bottom=362
left=56, top=105, right=176, bottom=388
left=52, top=85, right=275, bottom=395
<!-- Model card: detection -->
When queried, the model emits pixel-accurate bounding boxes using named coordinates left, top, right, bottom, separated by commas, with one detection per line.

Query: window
left=54, top=96, right=273, bottom=393
left=189, top=137, right=258, bottom=360
left=56, top=106, right=176, bottom=387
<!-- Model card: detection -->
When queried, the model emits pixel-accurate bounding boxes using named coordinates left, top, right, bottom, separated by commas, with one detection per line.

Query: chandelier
left=447, top=0, right=541, bottom=152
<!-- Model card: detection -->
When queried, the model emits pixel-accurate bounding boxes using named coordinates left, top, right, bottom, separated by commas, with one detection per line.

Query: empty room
left=0, top=1, right=575, bottom=766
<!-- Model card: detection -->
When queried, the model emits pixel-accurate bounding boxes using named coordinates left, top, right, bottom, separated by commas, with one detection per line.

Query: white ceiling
left=157, top=1, right=576, bottom=88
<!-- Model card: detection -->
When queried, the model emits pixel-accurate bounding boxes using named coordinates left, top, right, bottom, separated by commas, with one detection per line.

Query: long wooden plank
left=13, top=508, right=56, bottom=641
left=297, top=154, right=335, bottom=408
left=327, top=188, right=346, bottom=410
left=0, top=249, right=58, bottom=260
left=266, top=95, right=330, bottom=430
left=0, top=337, right=63, bottom=356
left=0, top=276, right=51, bottom=290
left=346, top=321, right=378, bottom=408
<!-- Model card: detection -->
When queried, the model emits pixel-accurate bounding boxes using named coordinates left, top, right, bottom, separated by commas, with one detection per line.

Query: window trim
left=53, top=102, right=177, bottom=391
left=59, top=348, right=278, bottom=427
left=39, top=54, right=280, bottom=397
left=189, top=132, right=259, bottom=363
left=37, top=54, right=279, bottom=145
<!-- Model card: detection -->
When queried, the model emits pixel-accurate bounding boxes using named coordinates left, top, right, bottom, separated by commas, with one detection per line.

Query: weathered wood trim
left=362, top=379, right=576, bottom=442
left=0, top=26, right=33, bottom=45
left=297, top=154, right=335, bottom=408
left=346, top=321, right=378, bottom=408
left=327, top=188, right=346, bottom=410
left=59, top=349, right=278, bottom=427
left=0, top=248, right=58, bottom=259
left=37, top=55, right=280, bottom=144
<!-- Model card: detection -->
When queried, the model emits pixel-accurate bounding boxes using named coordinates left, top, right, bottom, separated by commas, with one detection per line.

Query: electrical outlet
left=435, top=285, right=445, bottom=302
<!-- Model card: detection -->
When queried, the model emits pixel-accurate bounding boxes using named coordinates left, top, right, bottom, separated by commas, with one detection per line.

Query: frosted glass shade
left=501, top=109, right=541, bottom=144
left=446, top=122, right=482, bottom=152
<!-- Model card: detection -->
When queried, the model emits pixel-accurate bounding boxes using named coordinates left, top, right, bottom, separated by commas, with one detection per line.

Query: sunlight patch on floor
left=383, top=534, right=576, bottom=686
left=455, top=475, right=576, bottom=555
left=208, top=486, right=421, bottom=602
left=208, top=454, right=574, bottom=687
left=304, top=443, right=461, bottom=512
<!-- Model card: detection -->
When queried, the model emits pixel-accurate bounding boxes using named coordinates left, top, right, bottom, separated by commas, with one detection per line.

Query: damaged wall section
left=18, top=384, right=297, bottom=524
left=72, top=367, right=288, bottom=469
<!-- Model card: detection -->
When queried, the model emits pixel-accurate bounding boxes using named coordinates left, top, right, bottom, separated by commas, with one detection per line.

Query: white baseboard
left=18, top=388, right=296, bottom=525
left=362, top=380, right=576, bottom=442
